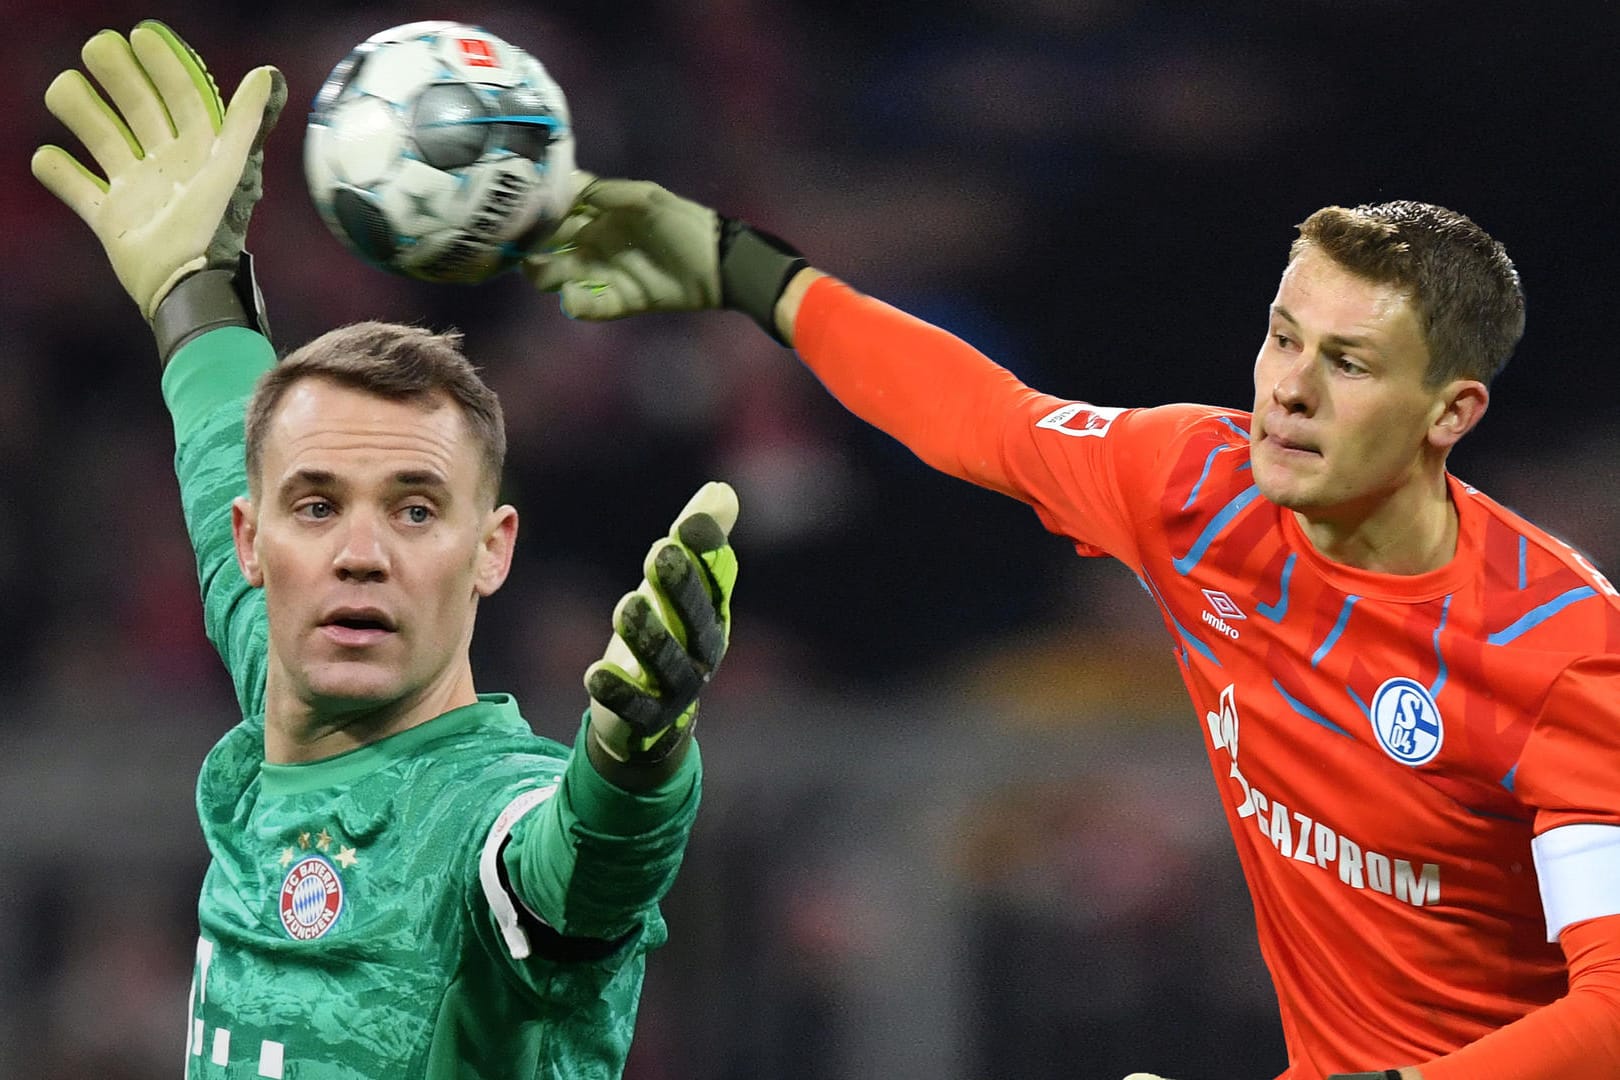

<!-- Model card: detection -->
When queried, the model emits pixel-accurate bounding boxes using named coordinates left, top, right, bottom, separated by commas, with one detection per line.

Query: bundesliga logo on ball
left=304, top=21, right=577, bottom=284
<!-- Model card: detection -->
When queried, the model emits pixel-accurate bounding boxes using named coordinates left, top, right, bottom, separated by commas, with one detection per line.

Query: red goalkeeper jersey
left=793, top=278, right=1620, bottom=1077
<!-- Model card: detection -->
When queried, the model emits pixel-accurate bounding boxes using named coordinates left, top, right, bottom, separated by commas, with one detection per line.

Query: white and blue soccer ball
left=304, top=21, right=576, bottom=284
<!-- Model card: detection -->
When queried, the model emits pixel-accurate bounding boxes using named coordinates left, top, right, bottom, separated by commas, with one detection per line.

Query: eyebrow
left=390, top=470, right=451, bottom=492
left=1270, top=305, right=1378, bottom=353
left=277, top=468, right=452, bottom=501
left=279, top=468, right=338, bottom=501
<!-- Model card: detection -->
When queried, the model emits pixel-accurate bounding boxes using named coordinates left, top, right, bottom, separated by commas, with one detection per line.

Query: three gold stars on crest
left=278, top=826, right=359, bottom=869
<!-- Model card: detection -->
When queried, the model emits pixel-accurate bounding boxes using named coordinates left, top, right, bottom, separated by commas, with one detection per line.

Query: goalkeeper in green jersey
left=31, top=23, right=739, bottom=1080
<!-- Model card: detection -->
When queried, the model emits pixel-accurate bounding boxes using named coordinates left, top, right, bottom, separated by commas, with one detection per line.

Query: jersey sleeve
left=1515, top=655, right=1620, bottom=836
left=476, top=716, right=701, bottom=980
left=1514, top=656, right=1620, bottom=939
left=159, top=327, right=276, bottom=718
left=793, top=276, right=1204, bottom=570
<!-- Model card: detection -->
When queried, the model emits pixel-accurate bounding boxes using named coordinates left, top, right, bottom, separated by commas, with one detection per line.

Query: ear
left=475, top=504, right=519, bottom=598
left=232, top=496, right=265, bottom=587
left=1428, top=379, right=1489, bottom=451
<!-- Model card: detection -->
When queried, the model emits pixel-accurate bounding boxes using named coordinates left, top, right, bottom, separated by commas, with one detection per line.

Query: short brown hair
left=1290, top=201, right=1525, bottom=386
left=245, top=321, right=506, bottom=503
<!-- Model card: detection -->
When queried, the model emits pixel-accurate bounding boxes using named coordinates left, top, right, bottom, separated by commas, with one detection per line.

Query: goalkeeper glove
left=524, top=177, right=806, bottom=345
left=31, top=21, right=285, bottom=360
left=586, top=481, right=739, bottom=773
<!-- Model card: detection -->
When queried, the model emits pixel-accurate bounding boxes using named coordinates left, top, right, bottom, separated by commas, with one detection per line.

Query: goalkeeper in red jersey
left=32, top=24, right=740, bottom=1079
left=523, top=174, right=1620, bottom=1075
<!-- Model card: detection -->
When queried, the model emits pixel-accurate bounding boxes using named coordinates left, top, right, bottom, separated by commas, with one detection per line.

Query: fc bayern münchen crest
left=279, top=855, right=345, bottom=940
left=1370, top=676, right=1443, bottom=766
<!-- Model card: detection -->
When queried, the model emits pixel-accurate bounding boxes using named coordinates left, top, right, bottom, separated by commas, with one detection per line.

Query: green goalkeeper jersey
left=162, top=328, right=701, bottom=1079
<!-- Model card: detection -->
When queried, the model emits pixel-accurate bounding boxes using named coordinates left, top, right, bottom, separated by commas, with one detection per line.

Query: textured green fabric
left=168, top=329, right=700, bottom=1078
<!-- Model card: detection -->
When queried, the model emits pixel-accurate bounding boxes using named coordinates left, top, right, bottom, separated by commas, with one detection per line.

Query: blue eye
left=404, top=505, right=433, bottom=524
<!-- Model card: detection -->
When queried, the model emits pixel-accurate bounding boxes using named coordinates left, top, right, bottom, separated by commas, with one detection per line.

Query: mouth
left=319, top=609, right=397, bottom=647
left=1261, top=432, right=1320, bottom=457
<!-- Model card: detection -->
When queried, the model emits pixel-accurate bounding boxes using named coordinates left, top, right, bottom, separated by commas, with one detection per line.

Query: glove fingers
left=131, top=21, right=223, bottom=141
left=43, top=69, right=139, bottom=178
left=565, top=169, right=598, bottom=206
left=559, top=246, right=674, bottom=314
left=584, top=661, right=667, bottom=732
left=543, top=209, right=594, bottom=249
left=669, top=480, right=740, bottom=539
left=616, top=592, right=705, bottom=705
left=559, top=278, right=632, bottom=320
left=82, top=29, right=173, bottom=152
left=577, top=177, right=663, bottom=213
left=30, top=145, right=107, bottom=224
left=523, top=207, right=594, bottom=264
left=222, top=66, right=286, bottom=161
left=677, top=511, right=738, bottom=623
left=523, top=249, right=582, bottom=293
left=207, top=66, right=285, bottom=271
left=649, top=540, right=727, bottom=672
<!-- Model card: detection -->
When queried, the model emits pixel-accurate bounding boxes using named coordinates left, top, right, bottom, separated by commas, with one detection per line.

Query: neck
left=261, top=661, right=479, bottom=764
left=1293, top=470, right=1458, bottom=575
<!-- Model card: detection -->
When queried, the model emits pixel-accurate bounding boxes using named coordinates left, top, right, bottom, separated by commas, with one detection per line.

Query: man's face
left=1250, top=247, right=1465, bottom=520
left=233, top=378, right=515, bottom=715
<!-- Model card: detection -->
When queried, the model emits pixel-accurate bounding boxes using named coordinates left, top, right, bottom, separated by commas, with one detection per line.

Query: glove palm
left=31, top=21, right=285, bottom=319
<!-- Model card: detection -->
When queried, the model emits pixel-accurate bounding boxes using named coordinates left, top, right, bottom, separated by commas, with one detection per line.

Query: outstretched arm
left=33, top=21, right=286, bottom=716
left=526, top=181, right=1078, bottom=504
left=491, top=482, right=738, bottom=950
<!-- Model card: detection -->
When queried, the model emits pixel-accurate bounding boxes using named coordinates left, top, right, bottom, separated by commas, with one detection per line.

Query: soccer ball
left=304, top=21, right=576, bottom=284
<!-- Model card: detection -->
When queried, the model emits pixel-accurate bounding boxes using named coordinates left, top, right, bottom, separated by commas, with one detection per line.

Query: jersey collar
left=258, top=693, right=525, bottom=795
left=1277, top=474, right=1482, bottom=603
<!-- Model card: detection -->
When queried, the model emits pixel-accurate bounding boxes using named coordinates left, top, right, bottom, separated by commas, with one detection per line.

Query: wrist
left=718, top=218, right=807, bottom=346
left=772, top=266, right=823, bottom=346
left=585, top=717, right=694, bottom=793
left=150, top=251, right=271, bottom=367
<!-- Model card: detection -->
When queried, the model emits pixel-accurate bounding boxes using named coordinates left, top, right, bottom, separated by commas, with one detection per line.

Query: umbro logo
left=1200, top=589, right=1245, bottom=639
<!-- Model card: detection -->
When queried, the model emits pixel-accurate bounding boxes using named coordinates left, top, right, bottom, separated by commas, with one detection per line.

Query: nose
left=1271, top=352, right=1316, bottom=415
left=333, top=512, right=389, bottom=583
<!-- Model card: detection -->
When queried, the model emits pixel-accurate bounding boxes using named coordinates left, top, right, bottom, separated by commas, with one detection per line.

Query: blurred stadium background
left=3, top=1, right=1619, bottom=1076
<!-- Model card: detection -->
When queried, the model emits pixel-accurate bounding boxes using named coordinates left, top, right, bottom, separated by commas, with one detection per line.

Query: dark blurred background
left=4, top=1, right=1619, bottom=1077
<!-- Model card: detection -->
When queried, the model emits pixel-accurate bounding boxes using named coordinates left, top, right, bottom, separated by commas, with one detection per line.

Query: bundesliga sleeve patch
left=1034, top=402, right=1124, bottom=439
left=279, top=855, right=345, bottom=940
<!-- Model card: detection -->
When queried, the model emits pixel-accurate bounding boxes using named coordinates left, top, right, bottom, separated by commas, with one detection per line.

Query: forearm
left=512, top=717, right=702, bottom=940
left=1412, top=995, right=1620, bottom=1080
left=1400, top=916, right=1620, bottom=1080
left=787, top=273, right=1056, bottom=498
left=162, top=326, right=274, bottom=715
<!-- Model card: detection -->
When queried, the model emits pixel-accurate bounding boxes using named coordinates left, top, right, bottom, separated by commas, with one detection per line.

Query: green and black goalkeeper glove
left=31, top=21, right=285, bottom=360
left=524, top=177, right=806, bottom=345
left=586, top=481, right=739, bottom=770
